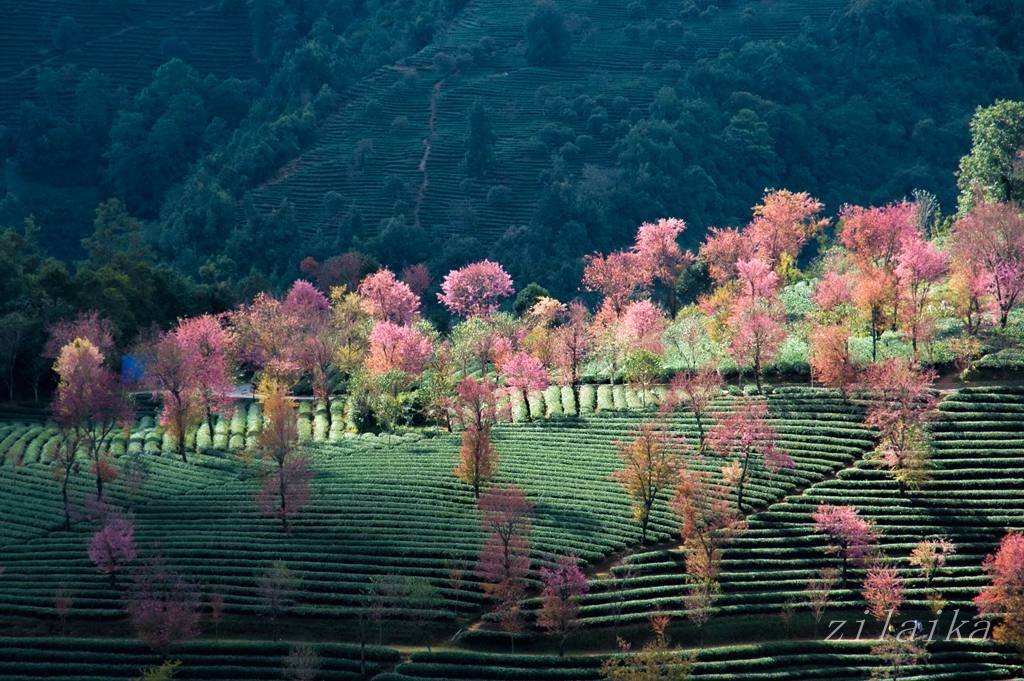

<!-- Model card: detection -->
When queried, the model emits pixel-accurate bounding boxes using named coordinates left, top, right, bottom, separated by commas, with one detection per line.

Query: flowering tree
left=809, top=324, right=857, bottom=395
left=863, top=565, right=905, bottom=622
left=859, top=360, right=939, bottom=493
left=454, top=424, right=496, bottom=498
left=537, top=553, right=590, bottom=656
left=88, top=515, right=137, bottom=587
left=707, top=398, right=792, bottom=513
left=299, top=251, right=368, bottom=291
left=619, top=300, right=668, bottom=354
left=499, top=351, right=549, bottom=420
left=840, top=202, right=918, bottom=271
left=51, top=339, right=132, bottom=506
left=44, top=311, right=115, bottom=360
left=358, top=269, right=421, bottom=324
left=747, top=190, right=826, bottom=267
left=909, top=537, right=956, bottom=588
left=974, top=531, right=1024, bottom=665
left=582, top=251, right=648, bottom=314
left=853, top=266, right=898, bottom=362
left=126, top=556, right=201, bottom=653
left=255, top=380, right=309, bottom=532
left=896, top=237, right=948, bottom=360
left=476, top=485, right=532, bottom=648
left=612, top=421, right=682, bottom=543
left=700, top=226, right=752, bottom=285
left=364, top=322, right=433, bottom=380
left=552, top=302, right=593, bottom=408
left=812, top=504, right=878, bottom=581
left=438, top=260, right=514, bottom=318
left=453, top=376, right=501, bottom=431
left=661, top=368, right=723, bottom=452
left=145, top=331, right=200, bottom=462
left=869, top=636, right=930, bottom=681
left=728, top=259, right=786, bottom=391
left=951, top=200, right=1024, bottom=327
left=947, top=265, right=989, bottom=336
left=401, top=263, right=432, bottom=297
left=672, top=466, right=740, bottom=584
left=632, top=218, right=693, bottom=315
left=813, top=271, right=855, bottom=318
left=174, top=315, right=234, bottom=447
left=600, top=616, right=694, bottom=680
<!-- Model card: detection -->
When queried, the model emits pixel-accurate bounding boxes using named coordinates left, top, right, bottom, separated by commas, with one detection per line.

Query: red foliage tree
left=582, top=251, right=649, bottom=314
left=537, top=553, right=590, bottom=656
left=145, top=331, right=200, bottom=462
left=438, top=260, right=514, bottom=318
left=672, top=466, right=740, bottom=584
left=809, top=324, right=857, bottom=395
left=358, top=268, right=422, bottom=325
left=699, top=226, right=752, bottom=285
left=839, top=202, right=918, bottom=270
left=632, top=218, right=693, bottom=315
left=44, top=311, right=115, bottom=360
left=619, top=300, right=668, bottom=355
left=746, top=189, right=826, bottom=267
left=174, top=315, right=235, bottom=446
left=256, top=382, right=310, bottom=532
left=728, top=259, right=786, bottom=391
left=707, top=398, right=792, bottom=513
left=401, top=263, right=432, bottom=297
left=454, top=424, right=497, bottom=499
left=812, top=504, right=878, bottom=581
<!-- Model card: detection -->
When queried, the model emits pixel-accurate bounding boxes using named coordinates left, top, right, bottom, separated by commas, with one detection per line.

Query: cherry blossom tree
left=947, top=264, right=989, bottom=336
left=454, top=424, right=497, bottom=498
left=813, top=271, right=855, bottom=318
left=438, top=260, right=514, bottom=318
left=144, top=331, right=200, bottom=462
left=863, top=565, right=905, bottom=622
left=499, top=351, right=549, bottom=420
left=51, top=338, right=132, bottom=506
left=126, top=555, right=201, bottom=653
left=805, top=567, right=840, bottom=636
left=812, top=504, right=878, bottom=582
left=746, top=189, right=826, bottom=267
left=358, top=269, right=421, bottom=324
left=853, top=266, right=898, bottom=362
left=869, top=636, right=929, bottom=681
left=699, top=226, right=752, bottom=285
left=552, top=302, right=593, bottom=408
left=951, top=200, right=1024, bottom=327
left=44, top=311, right=115, bottom=360
left=809, top=324, right=857, bottom=395
left=859, top=360, right=939, bottom=493
left=672, top=466, right=740, bottom=584
left=619, top=300, right=668, bottom=355
left=632, top=218, right=693, bottom=315
left=299, top=251, right=368, bottom=291
left=661, top=368, right=723, bottom=452
left=364, top=322, right=433, bottom=380
left=401, top=263, right=432, bottom=297
left=840, top=202, right=918, bottom=270
left=537, top=553, right=590, bottom=656
left=974, top=531, right=1024, bottom=666
left=453, top=376, right=502, bottom=431
left=708, top=398, right=792, bottom=513
left=88, top=514, right=137, bottom=587
left=476, top=485, right=532, bottom=649
left=909, top=537, right=956, bottom=588
left=582, top=250, right=649, bottom=314
left=174, top=315, right=234, bottom=448
left=896, top=237, right=948, bottom=361
left=612, top=421, right=682, bottom=543
left=728, top=259, right=786, bottom=391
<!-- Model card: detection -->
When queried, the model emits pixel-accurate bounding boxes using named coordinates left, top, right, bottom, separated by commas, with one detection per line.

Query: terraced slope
left=0, top=637, right=399, bottom=681
left=247, top=0, right=848, bottom=246
left=0, top=387, right=872, bottom=628
left=0, top=0, right=255, bottom=123
left=376, top=641, right=1019, bottom=681
left=584, top=386, right=1024, bottom=628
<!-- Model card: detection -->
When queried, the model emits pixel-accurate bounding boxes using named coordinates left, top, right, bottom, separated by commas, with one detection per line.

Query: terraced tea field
left=0, top=387, right=873, bottom=630
left=579, top=387, right=1024, bottom=628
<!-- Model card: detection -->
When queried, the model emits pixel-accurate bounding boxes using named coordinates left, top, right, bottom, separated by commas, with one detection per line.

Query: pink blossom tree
left=896, top=237, right=948, bottom=361
left=619, top=300, right=668, bottom=355
left=126, top=555, right=201, bottom=653
left=255, top=382, right=310, bottom=532
left=746, top=189, right=826, bottom=267
left=809, top=324, right=857, bottom=395
left=438, top=260, right=514, bottom=318
left=727, top=259, right=786, bottom=392
left=707, top=398, right=792, bottom=513
left=974, top=531, right=1024, bottom=665
left=660, top=368, right=723, bottom=452
left=174, top=315, right=235, bottom=448
left=813, top=271, right=855, bottom=317
left=51, top=339, right=132, bottom=507
left=951, top=200, right=1024, bottom=328
left=476, top=485, right=532, bottom=649
left=552, top=302, right=593, bottom=408
left=699, top=226, right=752, bottom=285
left=499, top=351, right=549, bottom=421
left=632, top=218, right=693, bottom=315
left=358, top=269, right=422, bottom=324
left=812, top=504, right=878, bottom=582
left=840, top=202, right=919, bottom=271
left=537, top=553, right=590, bottom=656
left=365, top=322, right=433, bottom=380
left=401, top=263, right=432, bottom=297
left=863, top=565, right=905, bottom=622
left=144, top=331, right=200, bottom=462
left=88, top=515, right=137, bottom=587
left=582, top=251, right=649, bottom=314
left=44, top=311, right=115, bottom=360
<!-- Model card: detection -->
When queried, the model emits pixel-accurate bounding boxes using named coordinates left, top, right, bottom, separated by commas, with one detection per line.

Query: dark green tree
left=525, top=2, right=571, bottom=66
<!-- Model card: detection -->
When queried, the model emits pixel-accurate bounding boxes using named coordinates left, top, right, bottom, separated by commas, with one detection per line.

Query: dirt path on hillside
left=414, top=79, right=443, bottom=229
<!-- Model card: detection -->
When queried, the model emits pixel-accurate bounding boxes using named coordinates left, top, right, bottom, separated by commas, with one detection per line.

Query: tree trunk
left=62, top=476, right=71, bottom=531
left=278, top=459, right=289, bottom=532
